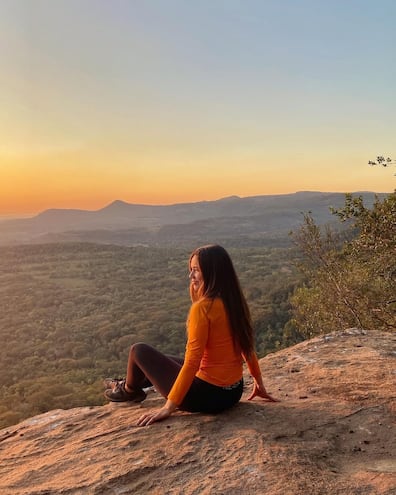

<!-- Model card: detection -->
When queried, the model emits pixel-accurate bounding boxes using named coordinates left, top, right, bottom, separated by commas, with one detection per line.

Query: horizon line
left=1, top=189, right=392, bottom=221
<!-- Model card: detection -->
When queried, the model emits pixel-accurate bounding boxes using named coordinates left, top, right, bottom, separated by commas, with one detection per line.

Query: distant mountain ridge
left=0, top=191, right=386, bottom=247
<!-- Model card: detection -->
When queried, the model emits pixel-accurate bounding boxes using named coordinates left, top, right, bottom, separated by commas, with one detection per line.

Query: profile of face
left=189, top=254, right=203, bottom=294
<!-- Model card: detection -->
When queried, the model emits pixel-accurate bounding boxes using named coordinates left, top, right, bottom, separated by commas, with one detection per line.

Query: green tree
left=291, top=192, right=396, bottom=337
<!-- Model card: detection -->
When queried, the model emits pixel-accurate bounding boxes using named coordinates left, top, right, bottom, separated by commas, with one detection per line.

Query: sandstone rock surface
left=1, top=329, right=395, bottom=494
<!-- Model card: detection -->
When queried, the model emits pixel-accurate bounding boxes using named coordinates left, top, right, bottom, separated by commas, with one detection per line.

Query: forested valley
left=0, top=242, right=302, bottom=428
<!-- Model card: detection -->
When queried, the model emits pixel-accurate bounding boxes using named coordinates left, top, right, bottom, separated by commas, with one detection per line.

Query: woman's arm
left=244, top=352, right=279, bottom=402
left=137, top=301, right=209, bottom=426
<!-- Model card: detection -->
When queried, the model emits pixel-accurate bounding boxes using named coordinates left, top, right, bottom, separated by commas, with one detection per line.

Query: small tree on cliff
left=290, top=191, right=396, bottom=337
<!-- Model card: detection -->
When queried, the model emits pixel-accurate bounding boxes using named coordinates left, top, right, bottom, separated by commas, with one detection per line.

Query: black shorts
left=179, top=377, right=243, bottom=414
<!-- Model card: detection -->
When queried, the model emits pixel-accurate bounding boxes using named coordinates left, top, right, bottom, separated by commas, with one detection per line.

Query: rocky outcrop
left=1, top=329, right=395, bottom=495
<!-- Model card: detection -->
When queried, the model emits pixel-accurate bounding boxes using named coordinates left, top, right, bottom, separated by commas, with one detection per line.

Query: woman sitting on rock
left=104, top=244, right=277, bottom=425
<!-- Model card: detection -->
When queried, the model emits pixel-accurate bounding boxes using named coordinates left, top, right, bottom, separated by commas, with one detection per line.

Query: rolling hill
left=0, top=191, right=385, bottom=247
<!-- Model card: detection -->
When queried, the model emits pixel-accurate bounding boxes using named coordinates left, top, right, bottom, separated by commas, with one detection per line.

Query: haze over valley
left=0, top=191, right=385, bottom=247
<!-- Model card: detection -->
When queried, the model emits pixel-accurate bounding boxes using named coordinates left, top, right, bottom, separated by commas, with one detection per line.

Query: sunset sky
left=1, top=0, right=395, bottom=217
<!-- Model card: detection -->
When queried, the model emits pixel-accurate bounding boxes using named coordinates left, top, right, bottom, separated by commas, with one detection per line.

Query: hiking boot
left=104, top=380, right=147, bottom=403
left=103, top=377, right=125, bottom=390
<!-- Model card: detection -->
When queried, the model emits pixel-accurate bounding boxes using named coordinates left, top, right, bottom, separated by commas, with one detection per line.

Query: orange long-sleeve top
left=167, top=297, right=262, bottom=406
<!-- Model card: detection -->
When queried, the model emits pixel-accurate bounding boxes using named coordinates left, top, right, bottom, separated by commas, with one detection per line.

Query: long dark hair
left=189, top=244, right=255, bottom=358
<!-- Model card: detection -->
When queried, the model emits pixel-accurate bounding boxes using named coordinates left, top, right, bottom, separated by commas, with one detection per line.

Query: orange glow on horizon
left=1, top=149, right=393, bottom=217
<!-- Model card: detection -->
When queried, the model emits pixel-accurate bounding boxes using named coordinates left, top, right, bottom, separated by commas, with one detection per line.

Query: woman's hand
left=137, top=400, right=177, bottom=426
left=137, top=407, right=171, bottom=426
left=247, top=382, right=279, bottom=402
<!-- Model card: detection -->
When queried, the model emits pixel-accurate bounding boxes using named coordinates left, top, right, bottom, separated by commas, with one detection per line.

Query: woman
left=104, top=244, right=277, bottom=426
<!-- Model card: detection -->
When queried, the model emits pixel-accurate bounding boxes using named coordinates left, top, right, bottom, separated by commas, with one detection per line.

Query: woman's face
left=189, top=254, right=203, bottom=293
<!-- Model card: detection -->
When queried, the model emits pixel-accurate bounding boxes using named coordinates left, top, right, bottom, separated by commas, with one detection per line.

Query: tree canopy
left=291, top=192, right=396, bottom=337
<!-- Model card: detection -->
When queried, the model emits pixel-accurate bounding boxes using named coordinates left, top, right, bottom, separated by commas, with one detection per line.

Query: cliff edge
left=1, top=329, right=395, bottom=495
